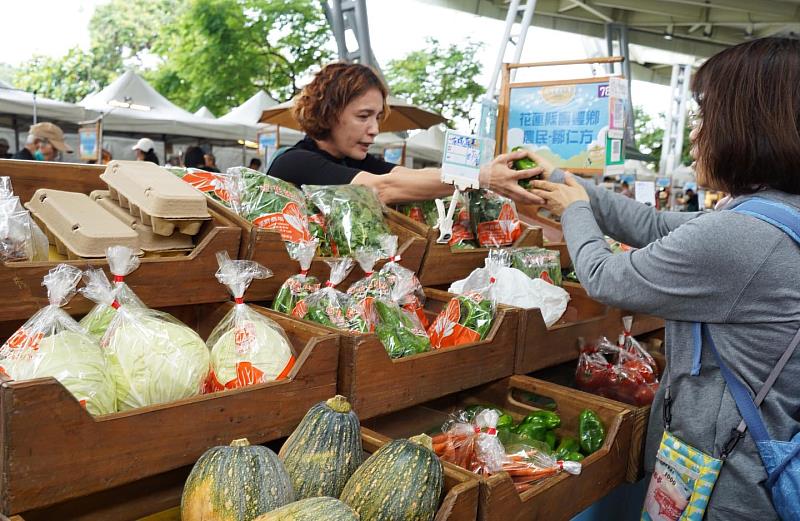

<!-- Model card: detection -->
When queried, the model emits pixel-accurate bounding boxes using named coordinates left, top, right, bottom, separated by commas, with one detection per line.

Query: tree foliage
left=634, top=106, right=693, bottom=173
left=385, top=38, right=485, bottom=129
left=12, top=47, right=112, bottom=103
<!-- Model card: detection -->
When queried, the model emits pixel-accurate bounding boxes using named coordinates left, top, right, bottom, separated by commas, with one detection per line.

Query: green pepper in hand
left=511, top=146, right=539, bottom=189
left=578, top=409, right=606, bottom=455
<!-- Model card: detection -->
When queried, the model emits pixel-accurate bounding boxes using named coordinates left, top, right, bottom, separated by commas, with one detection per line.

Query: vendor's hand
left=523, top=149, right=557, bottom=180
left=530, top=173, right=589, bottom=216
left=479, top=150, right=545, bottom=204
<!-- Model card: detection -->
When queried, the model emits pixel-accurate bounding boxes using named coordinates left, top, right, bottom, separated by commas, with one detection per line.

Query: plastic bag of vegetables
left=303, top=184, right=392, bottom=256
left=80, top=246, right=146, bottom=339
left=372, top=278, right=431, bottom=359
left=272, top=240, right=321, bottom=315
left=346, top=245, right=390, bottom=333
left=0, top=264, right=116, bottom=415
left=398, top=199, right=438, bottom=226
left=225, top=167, right=312, bottom=244
left=167, top=166, right=239, bottom=206
left=306, top=204, right=334, bottom=256
left=293, top=258, right=368, bottom=333
left=469, top=189, right=523, bottom=248
left=0, top=177, right=48, bottom=262
left=81, top=268, right=210, bottom=411
left=510, top=247, right=562, bottom=286
left=206, top=252, right=296, bottom=391
left=377, top=234, right=429, bottom=329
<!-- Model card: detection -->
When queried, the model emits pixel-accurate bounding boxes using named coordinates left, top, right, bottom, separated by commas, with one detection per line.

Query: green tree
left=385, top=38, right=485, bottom=129
left=13, top=47, right=112, bottom=103
left=634, top=106, right=693, bottom=172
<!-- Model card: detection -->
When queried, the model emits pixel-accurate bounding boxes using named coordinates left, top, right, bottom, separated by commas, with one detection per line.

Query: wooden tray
left=514, top=283, right=617, bottom=375
left=563, top=282, right=666, bottom=339
left=0, top=161, right=241, bottom=322
left=364, top=376, right=633, bottom=521
left=0, top=303, right=340, bottom=516
left=390, top=209, right=545, bottom=287
left=206, top=201, right=428, bottom=302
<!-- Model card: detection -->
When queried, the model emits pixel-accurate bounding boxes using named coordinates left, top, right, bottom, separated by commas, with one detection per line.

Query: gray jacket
left=552, top=169, right=800, bottom=520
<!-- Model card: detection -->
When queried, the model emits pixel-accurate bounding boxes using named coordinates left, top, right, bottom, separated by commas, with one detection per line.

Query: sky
left=0, top=0, right=673, bottom=120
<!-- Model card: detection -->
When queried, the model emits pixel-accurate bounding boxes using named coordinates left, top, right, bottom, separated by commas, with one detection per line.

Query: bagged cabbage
left=469, top=189, right=522, bottom=248
left=303, top=184, right=391, bottom=256
left=346, top=246, right=388, bottom=333
left=225, top=167, right=312, bottom=244
left=272, top=240, right=321, bottom=315
left=377, top=234, right=428, bottom=329
left=293, top=258, right=367, bottom=333
left=510, top=247, right=562, bottom=286
left=80, top=246, right=146, bottom=339
left=206, top=252, right=296, bottom=391
left=81, top=268, right=210, bottom=411
left=0, top=264, right=116, bottom=415
left=0, top=177, right=48, bottom=262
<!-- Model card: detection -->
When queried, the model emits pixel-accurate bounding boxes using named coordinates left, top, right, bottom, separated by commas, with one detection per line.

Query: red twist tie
left=325, top=281, right=335, bottom=288
left=474, top=426, right=482, bottom=433
left=234, top=297, right=244, bottom=304
left=558, top=461, right=564, bottom=470
left=489, top=277, right=497, bottom=284
left=113, top=275, right=124, bottom=283
left=487, top=427, right=497, bottom=436
left=365, top=271, right=373, bottom=277
left=624, top=331, right=631, bottom=337
left=299, top=269, right=309, bottom=276
left=111, top=301, right=120, bottom=310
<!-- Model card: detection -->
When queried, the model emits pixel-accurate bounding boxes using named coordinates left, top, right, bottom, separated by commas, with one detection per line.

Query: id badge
left=642, top=431, right=723, bottom=521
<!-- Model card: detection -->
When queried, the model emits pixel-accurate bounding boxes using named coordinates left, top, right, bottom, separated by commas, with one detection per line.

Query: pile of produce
left=272, top=240, right=321, bottom=316
left=292, top=258, right=368, bottom=333
left=469, top=189, right=523, bottom=248
left=510, top=247, right=562, bottom=286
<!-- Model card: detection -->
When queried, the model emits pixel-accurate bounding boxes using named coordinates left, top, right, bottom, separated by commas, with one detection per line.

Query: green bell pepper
left=578, top=409, right=606, bottom=455
left=554, top=436, right=581, bottom=460
left=545, top=430, right=557, bottom=451
left=521, top=410, right=561, bottom=430
left=511, top=146, right=538, bottom=188
left=497, top=413, right=514, bottom=430
left=564, top=451, right=585, bottom=462
left=515, top=423, right=547, bottom=444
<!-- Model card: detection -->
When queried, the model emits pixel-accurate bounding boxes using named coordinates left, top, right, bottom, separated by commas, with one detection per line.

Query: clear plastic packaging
left=0, top=264, right=116, bottom=415
left=473, top=409, right=507, bottom=474
left=469, top=189, right=523, bottom=248
left=206, top=252, right=296, bottom=391
left=167, top=166, right=235, bottom=206
left=346, top=246, right=387, bottom=333
left=80, top=246, right=146, bottom=339
left=0, top=182, right=48, bottom=262
left=372, top=292, right=431, bottom=359
left=272, top=240, right=321, bottom=315
left=81, top=268, right=210, bottom=411
left=510, top=247, right=562, bottom=286
left=377, top=234, right=428, bottom=328
left=503, top=447, right=582, bottom=492
left=293, top=258, right=367, bottom=333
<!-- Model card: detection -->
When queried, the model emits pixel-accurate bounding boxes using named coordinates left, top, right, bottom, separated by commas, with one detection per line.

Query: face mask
left=33, top=150, right=45, bottom=161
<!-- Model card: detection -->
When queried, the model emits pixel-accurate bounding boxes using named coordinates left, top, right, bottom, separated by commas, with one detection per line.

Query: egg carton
left=100, top=160, right=211, bottom=237
left=90, top=190, right=195, bottom=253
left=25, top=189, right=141, bottom=259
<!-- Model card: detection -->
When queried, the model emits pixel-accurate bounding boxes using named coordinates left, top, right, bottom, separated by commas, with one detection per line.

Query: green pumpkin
left=254, top=497, right=359, bottom=521
left=182, top=438, right=295, bottom=521
left=340, top=434, right=443, bottom=521
left=279, top=395, right=363, bottom=499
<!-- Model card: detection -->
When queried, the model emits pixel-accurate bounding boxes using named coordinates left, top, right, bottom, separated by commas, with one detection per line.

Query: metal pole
left=660, top=64, right=680, bottom=175
left=605, top=24, right=615, bottom=74
left=672, top=66, right=692, bottom=169
left=485, top=0, right=520, bottom=98
left=510, top=0, right=537, bottom=82
left=32, top=90, right=38, bottom=124
left=618, top=25, right=635, bottom=146
left=353, top=0, right=373, bottom=67
left=325, top=1, right=348, bottom=61
left=12, top=115, right=19, bottom=152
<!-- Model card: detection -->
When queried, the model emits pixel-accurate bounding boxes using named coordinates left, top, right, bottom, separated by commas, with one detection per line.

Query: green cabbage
left=80, top=305, right=116, bottom=340
left=104, top=312, right=210, bottom=411
left=209, top=318, right=294, bottom=387
left=0, top=331, right=116, bottom=415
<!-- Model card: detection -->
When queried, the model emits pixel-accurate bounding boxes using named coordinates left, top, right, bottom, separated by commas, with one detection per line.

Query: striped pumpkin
left=254, top=497, right=359, bottom=520
left=340, top=434, right=443, bottom=521
left=279, top=395, right=363, bottom=499
left=181, top=438, right=295, bottom=521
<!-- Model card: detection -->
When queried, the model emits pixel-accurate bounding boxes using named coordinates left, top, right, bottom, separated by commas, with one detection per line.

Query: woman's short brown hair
left=294, top=62, right=389, bottom=140
left=692, top=37, right=800, bottom=196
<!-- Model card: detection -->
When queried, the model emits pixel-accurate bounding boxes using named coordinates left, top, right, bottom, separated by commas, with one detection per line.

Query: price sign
left=440, top=130, right=495, bottom=190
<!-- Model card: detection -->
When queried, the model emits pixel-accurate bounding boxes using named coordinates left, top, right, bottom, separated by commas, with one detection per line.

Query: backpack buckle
left=721, top=428, right=745, bottom=460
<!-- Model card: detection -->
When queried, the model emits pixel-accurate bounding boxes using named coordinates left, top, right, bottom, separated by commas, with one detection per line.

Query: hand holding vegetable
left=530, top=173, right=590, bottom=216
left=479, top=150, right=545, bottom=205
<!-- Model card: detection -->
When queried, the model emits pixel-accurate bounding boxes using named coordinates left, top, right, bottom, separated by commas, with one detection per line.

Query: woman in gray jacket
left=529, top=37, right=800, bottom=520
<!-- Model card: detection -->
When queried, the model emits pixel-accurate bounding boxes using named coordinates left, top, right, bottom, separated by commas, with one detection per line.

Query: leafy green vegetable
left=459, top=294, right=494, bottom=338
left=373, top=299, right=431, bottom=359
left=511, top=247, right=562, bottom=286
left=469, top=189, right=522, bottom=248
left=397, top=200, right=439, bottom=226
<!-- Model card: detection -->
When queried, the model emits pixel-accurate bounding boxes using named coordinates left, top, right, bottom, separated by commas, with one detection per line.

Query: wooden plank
left=0, top=304, right=340, bottom=515
left=507, top=57, right=624, bottom=70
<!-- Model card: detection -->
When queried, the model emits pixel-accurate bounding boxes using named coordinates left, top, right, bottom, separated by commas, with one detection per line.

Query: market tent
left=220, top=90, right=304, bottom=145
left=80, top=71, right=248, bottom=141
left=194, top=106, right=216, bottom=119
left=0, top=79, right=13, bottom=89
left=406, top=125, right=446, bottom=164
left=0, top=85, right=87, bottom=123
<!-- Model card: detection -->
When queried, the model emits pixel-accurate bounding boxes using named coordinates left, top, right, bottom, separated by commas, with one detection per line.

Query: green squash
left=182, top=438, right=295, bottom=521
left=279, top=395, right=363, bottom=499
left=340, top=434, right=443, bottom=521
left=254, top=497, right=359, bottom=521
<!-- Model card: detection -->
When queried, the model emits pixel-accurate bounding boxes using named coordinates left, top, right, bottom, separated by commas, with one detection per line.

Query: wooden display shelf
left=563, top=282, right=666, bottom=338
left=0, top=161, right=241, bottom=322
left=390, top=209, right=544, bottom=287
left=363, top=376, right=633, bottom=521
left=518, top=204, right=571, bottom=267
left=0, top=303, right=340, bottom=516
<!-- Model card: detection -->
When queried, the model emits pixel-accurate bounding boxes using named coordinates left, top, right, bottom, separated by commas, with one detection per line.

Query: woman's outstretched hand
left=478, top=149, right=545, bottom=204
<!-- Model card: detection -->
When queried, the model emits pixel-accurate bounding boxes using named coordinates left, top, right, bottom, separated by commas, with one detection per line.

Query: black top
left=11, top=148, right=34, bottom=161
left=268, top=137, right=395, bottom=186
left=686, top=193, right=699, bottom=212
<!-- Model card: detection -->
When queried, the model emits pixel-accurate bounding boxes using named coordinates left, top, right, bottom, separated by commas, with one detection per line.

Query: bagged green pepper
left=555, top=436, right=581, bottom=460
left=578, top=409, right=606, bottom=455
left=373, top=298, right=431, bottom=359
left=292, top=258, right=367, bottom=333
left=377, top=235, right=429, bottom=329
left=346, top=246, right=388, bottom=332
left=272, top=240, right=320, bottom=315
left=510, top=247, right=563, bottom=286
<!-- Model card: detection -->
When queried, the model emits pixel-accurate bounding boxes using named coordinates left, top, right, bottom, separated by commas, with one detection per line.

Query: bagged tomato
left=378, top=234, right=428, bottom=329
left=205, top=252, right=296, bottom=391
left=293, top=258, right=368, bottom=333
left=0, top=264, right=116, bottom=415
left=272, top=240, right=321, bottom=316
left=469, top=189, right=522, bottom=248
left=346, top=246, right=388, bottom=333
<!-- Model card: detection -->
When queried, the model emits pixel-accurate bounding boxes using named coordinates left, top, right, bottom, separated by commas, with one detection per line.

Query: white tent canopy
left=220, top=90, right=303, bottom=145
left=194, top=106, right=216, bottom=119
left=80, top=71, right=248, bottom=141
left=0, top=85, right=87, bottom=123
left=406, top=125, right=446, bottom=163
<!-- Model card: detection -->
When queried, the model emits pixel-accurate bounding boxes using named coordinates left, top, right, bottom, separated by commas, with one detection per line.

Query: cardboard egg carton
left=100, top=160, right=211, bottom=237
left=25, top=189, right=141, bottom=259
left=90, top=190, right=195, bottom=253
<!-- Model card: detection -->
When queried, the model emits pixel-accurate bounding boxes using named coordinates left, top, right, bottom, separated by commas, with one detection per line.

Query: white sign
left=441, top=130, right=495, bottom=190
left=635, top=181, right=656, bottom=207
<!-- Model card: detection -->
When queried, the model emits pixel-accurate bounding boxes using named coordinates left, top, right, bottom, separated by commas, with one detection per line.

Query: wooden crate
left=563, top=282, right=666, bottom=338
left=514, top=284, right=617, bottom=375
left=390, top=209, right=545, bottom=287
left=0, top=160, right=241, bottom=322
left=0, top=303, right=340, bottom=516
left=208, top=202, right=428, bottom=301
left=364, top=376, right=633, bottom=521
left=518, top=204, right=571, bottom=267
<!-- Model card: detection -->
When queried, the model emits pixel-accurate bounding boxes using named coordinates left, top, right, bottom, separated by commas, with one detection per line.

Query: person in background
left=683, top=188, right=699, bottom=212
left=12, top=122, right=72, bottom=161
left=203, top=153, right=220, bottom=173
left=0, top=138, right=11, bottom=159
left=620, top=181, right=633, bottom=198
left=268, top=62, right=540, bottom=204
left=132, top=137, right=160, bottom=165
left=248, top=157, right=262, bottom=171
left=87, top=149, right=112, bottom=165
left=183, top=146, right=206, bottom=169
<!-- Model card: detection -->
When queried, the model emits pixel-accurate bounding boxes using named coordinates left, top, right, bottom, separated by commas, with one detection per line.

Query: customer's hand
left=530, top=173, right=589, bottom=216
left=523, top=149, right=557, bottom=180
left=479, top=149, right=545, bottom=204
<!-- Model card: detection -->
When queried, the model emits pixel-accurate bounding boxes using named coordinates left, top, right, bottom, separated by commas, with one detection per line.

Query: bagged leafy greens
left=206, top=252, right=296, bottom=391
left=167, top=166, right=246, bottom=206
left=398, top=199, right=438, bottom=226
left=378, top=234, right=428, bottom=329
left=81, top=268, right=210, bottom=411
left=272, top=240, right=321, bottom=315
left=306, top=204, right=334, bottom=256
left=469, top=189, right=522, bottom=248
left=80, top=246, right=146, bottom=339
left=346, top=246, right=387, bottom=333
left=292, top=258, right=368, bottom=333
left=510, top=247, right=562, bottom=286
left=0, top=264, right=116, bottom=415
left=372, top=277, right=431, bottom=359
left=302, top=184, right=391, bottom=256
